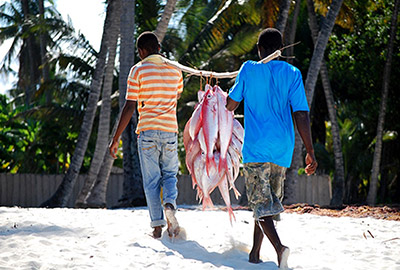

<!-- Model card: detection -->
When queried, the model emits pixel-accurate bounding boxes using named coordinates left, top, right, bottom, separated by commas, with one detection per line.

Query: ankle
left=164, top=203, right=175, bottom=210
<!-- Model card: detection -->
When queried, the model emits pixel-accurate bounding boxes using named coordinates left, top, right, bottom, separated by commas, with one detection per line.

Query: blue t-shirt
left=228, top=60, right=309, bottom=167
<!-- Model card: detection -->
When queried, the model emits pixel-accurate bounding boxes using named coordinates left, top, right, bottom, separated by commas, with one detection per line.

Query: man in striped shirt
left=109, top=32, right=183, bottom=239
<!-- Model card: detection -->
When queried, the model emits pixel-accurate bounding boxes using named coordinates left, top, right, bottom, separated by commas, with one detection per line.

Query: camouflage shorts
left=243, top=162, right=287, bottom=220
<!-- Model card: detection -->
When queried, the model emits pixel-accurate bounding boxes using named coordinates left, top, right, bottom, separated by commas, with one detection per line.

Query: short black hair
left=136, top=31, right=160, bottom=53
left=257, top=28, right=283, bottom=52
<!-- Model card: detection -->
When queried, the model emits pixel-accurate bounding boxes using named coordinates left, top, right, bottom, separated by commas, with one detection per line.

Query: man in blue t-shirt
left=226, top=28, right=317, bottom=268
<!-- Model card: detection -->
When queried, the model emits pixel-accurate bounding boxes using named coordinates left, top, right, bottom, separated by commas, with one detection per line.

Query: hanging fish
left=183, top=84, right=243, bottom=222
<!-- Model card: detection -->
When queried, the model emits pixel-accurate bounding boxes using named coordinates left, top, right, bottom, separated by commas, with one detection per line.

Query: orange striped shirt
left=126, top=54, right=183, bottom=134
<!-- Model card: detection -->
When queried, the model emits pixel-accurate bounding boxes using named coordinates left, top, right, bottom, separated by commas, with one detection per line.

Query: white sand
left=0, top=206, right=399, bottom=270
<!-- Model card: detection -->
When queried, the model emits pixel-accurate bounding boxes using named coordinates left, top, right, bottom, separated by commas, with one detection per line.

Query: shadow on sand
left=160, top=231, right=280, bottom=270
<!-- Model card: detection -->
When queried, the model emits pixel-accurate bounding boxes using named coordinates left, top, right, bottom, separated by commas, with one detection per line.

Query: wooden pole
left=161, top=50, right=282, bottom=79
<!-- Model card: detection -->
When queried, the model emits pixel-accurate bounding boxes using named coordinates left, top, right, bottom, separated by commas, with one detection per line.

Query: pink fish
left=183, top=84, right=244, bottom=222
left=233, top=119, right=244, bottom=143
left=189, top=102, right=203, bottom=141
left=183, top=118, right=192, bottom=151
left=226, top=153, right=241, bottom=200
left=217, top=174, right=236, bottom=223
left=215, top=85, right=233, bottom=174
left=201, top=87, right=219, bottom=176
left=193, top=152, right=221, bottom=209
left=230, top=133, right=242, bottom=157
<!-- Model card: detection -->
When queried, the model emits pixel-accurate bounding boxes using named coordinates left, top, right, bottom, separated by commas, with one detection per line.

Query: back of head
left=137, top=31, right=160, bottom=54
left=258, top=28, right=283, bottom=55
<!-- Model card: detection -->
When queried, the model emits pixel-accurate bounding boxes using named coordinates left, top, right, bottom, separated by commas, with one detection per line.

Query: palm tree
left=154, top=0, right=178, bottom=42
left=37, top=0, right=51, bottom=104
left=367, top=0, right=399, bottom=205
left=306, top=0, right=345, bottom=206
left=275, top=0, right=291, bottom=33
left=0, top=0, right=82, bottom=105
left=91, top=0, right=180, bottom=208
left=111, top=0, right=145, bottom=208
left=304, top=0, right=344, bottom=104
left=75, top=0, right=121, bottom=208
left=302, top=0, right=344, bottom=205
left=0, top=0, right=44, bottom=104
left=41, top=0, right=119, bottom=207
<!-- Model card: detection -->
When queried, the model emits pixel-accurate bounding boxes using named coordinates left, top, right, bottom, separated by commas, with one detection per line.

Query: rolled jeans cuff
left=151, top=219, right=167, bottom=228
left=163, top=199, right=177, bottom=210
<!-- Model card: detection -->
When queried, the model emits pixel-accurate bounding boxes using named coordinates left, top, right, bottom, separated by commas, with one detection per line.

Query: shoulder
left=237, top=60, right=256, bottom=76
left=271, top=61, right=302, bottom=78
left=278, top=61, right=301, bottom=73
left=130, top=62, right=144, bottom=74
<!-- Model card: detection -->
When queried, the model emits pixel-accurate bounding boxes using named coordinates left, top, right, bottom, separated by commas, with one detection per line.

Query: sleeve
left=228, top=62, right=247, bottom=102
left=125, top=66, right=139, bottom=101
left=288, top=67, right=309, bottom=112
left=177, top=70, right=183, bottom=94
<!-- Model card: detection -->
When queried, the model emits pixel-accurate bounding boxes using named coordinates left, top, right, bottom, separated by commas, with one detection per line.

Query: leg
left=258, top=216, right=289, bottom=268
left=159, top=132, right=180, bottom=236
left=138, top=131, right=166, bottom=229
left=249, top=220, right=264, bottom=263
left=160, top=132, right=179, bottom=208
left=164, top=203, right=180, bottom=237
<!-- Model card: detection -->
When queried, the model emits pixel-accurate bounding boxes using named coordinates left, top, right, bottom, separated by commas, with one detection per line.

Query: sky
left=0, top=0, right=105, bottom=96
left=0, top=206, right=399, bottom=269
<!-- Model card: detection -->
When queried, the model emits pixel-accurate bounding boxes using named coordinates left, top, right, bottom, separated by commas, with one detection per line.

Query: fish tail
left=228, top=206, right=236, bottom=225
left=231, top=184, right=241, bottom=200
left=202, top=196, right=214, bottom=210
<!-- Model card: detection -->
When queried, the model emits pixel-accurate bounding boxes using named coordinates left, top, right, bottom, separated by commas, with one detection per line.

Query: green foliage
left=0, top=93, right=90, bottom=173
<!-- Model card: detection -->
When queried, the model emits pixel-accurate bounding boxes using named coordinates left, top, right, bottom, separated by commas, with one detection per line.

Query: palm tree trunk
left=284, top=0, right=301, bottom=61
left=21, top=0, right=36, bottom=105
left=85, top=143, right=115, bottom=207
left=282, top=0, right=302, bottom=205
left=38, top=0, right=51, bottom=104
left=116, top=0, right=146, bottom=208
left=154, top=0, right=178, bottom=42
left=306, top=0, right=345, bottom=206
left=287, top=0, right=343, bottom=206
left=41, top=0, right=117, bottom=207
left=304, top=0, right=344, bottom=105
left=275, top=0, right=291, bottom=34
left=366, top=0, right=399, bottom=205
left=75, top=0, right=121, bottom=208
left=284, top=129, right=303, bottom=204
left=90, top=0, right=144, bottom=208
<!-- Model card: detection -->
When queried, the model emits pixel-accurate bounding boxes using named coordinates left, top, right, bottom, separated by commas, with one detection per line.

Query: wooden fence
left=0, top=174, right=331, bottom=208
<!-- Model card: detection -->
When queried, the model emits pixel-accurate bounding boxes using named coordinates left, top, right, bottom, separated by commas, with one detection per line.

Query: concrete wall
left=0, top=174, right=331, bottom=208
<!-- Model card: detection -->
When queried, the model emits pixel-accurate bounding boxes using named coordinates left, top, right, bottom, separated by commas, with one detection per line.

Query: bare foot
left=152, top=226, right=162, bottom=239
left=249, top=251, right=262, bottom=264
left=278, top=246, right=290, bottom=269
left=165, top=203, right=180, bottom=237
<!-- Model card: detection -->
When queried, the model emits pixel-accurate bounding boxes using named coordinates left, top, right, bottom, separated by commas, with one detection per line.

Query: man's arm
left=226, top=96, right=240, bottom=111
left=293, top=111, right=318, bottom=175
left=109, top=100, right=137, bottom=158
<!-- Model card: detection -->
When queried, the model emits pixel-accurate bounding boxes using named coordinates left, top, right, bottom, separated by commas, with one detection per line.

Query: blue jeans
left=138, top=130, right=179, bottom=228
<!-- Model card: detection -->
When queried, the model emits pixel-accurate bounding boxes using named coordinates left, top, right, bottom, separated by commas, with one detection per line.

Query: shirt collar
left=141, top=54, right=164, bottom=64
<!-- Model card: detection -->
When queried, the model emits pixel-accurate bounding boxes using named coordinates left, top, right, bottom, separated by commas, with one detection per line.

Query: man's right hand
left=305, top=153, right=317, bottom=175
left=109, top=139, right=119, bottom=159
